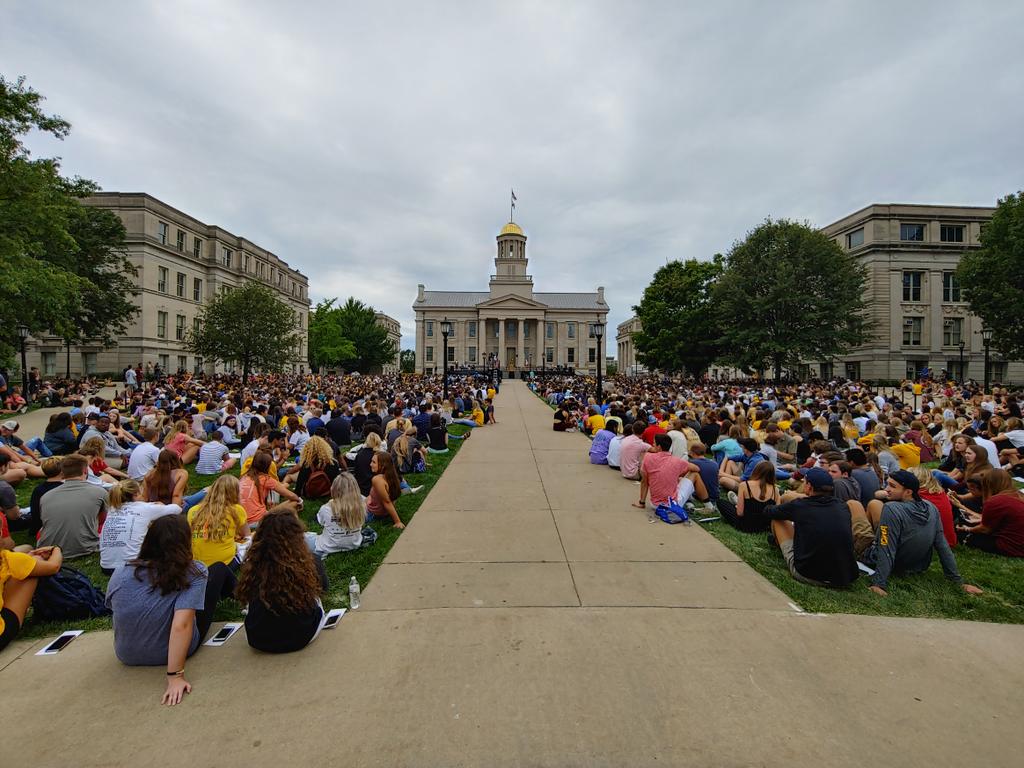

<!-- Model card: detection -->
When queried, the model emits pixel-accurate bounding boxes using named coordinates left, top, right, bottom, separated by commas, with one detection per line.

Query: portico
left=414, top=220, right=609, bottom=377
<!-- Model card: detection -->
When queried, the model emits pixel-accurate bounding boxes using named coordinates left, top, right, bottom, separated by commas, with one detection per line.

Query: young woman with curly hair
left=105, top=515, right=209, bottom=706
left=235, top=507, right=328, bottom=653
left=285, top=435, right=341, bottom=497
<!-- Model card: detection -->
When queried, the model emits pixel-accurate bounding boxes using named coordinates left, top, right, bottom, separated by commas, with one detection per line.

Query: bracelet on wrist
left=167, top=668, right=185, bottom=677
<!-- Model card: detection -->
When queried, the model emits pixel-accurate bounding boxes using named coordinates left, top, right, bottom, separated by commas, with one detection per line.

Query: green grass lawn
left=11, top=425, right=470, bottom=639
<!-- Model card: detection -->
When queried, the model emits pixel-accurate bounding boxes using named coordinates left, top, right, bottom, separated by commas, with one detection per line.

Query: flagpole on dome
left=510, top=187, right=517, bottom=223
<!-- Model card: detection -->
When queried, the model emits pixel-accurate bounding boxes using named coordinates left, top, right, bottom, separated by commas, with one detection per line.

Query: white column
left=497, top=319, right=505, bottom=366
left=516, top=319, right=524, bottom=372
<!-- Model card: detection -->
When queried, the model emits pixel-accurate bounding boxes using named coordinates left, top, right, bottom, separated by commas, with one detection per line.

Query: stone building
left=413, top=221, right=609, bottom=376
left=25, top=192, right=310, bottom=377
left=819, top=203, right=1021, bottom=383
left=616, top=316, right=646, bottom=375
left=374, top=312, right=402, bottom=374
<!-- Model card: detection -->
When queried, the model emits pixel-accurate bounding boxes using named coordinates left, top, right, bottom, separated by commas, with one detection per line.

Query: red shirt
left=642, top=452, right=691, bottom=507
left=920, top=490, right=956, bottom=548
left=981, top=493, right=1024, bottom=557
left=641, top=424, right=667, bottom=446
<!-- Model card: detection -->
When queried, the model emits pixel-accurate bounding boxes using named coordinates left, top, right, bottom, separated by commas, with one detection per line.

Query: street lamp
left=589, top=319, right=605, bottom=406
left=981, top=326, right=993, bottom=393
left=17, top=325, right=29, bottom=398
left=958, top=339, right=965, bottom=386
left=441, top=318, right=453, bottom=403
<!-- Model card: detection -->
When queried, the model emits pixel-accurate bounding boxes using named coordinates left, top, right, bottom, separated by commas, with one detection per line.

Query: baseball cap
left=803, top=467, right=834, bottom=491
left=1, top=420, right=18, bottom=431
left=889, top=469, right=921, bottom=500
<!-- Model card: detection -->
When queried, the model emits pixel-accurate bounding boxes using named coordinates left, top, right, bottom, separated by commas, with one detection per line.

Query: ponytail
left=108, top=478, right=141, bottom=509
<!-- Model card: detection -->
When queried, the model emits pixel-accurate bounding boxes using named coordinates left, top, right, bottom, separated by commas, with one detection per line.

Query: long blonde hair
left=190, top=475, right=241, bottom=541
left=327, top=473, right=365, bottom=530
left=298, top=436, right=333, bottom=469
left=108, top=478, right=141, bottom=508
left=363, top=431, right=383, bottom=451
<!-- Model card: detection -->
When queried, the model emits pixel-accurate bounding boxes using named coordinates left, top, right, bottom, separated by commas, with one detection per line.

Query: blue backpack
left=32, top=566, right=111, bottom=622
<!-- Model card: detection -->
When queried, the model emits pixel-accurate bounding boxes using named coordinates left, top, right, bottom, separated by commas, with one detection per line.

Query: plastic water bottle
left=348, top=576, right=361, bottom=610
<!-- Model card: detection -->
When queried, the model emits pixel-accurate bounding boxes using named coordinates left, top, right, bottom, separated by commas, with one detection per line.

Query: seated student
left=552, top=402, right=574, bottom=432
left=584, top=406, right=605, bottom=436
left=631, top=433, right=706, bottom=511
left=911, top=466, right=957, bottom=548
left=606, top=431, right=626, bottom=470
left=721, top=460, right=779, bottom=533
left=38, top=454, right=109, bottom=558
left=367, top=451, right=405, bottom=529
left=862, top=470, right=983, bottom=597
left=427, top=412, right=451, bottom=454
left=469, top=400, right=486, bottom=427
left=100, top=479, right=181, bottom=574
left=163, top=420, right=205, bottom=465
left=391, top=425, right=427, bottom=475
left=352, top=429, right=383, bottom=496
left=306, top=473, right=374, bottom=557
left=955, top=469, right=1024, bottom=557
left=484, top=398, right=497, bottom=425
left=142, top=450, right=189, bottom=507
left=126, top=427, right=162, bottom=481
left=764, top=468, right=859, bottom=588
left=289, top=436, right=341, bottom=498
left=665, top=419, right=690, bottom=460
left=105, top=515, right=209, bottom=706
left=710, top=425, right=745, bottom=466
left=216, top=416, right=243, bottom=449
left=688, top=443, right=720, bottom=507
left=239, top=452, right=302, bottom=527
left=719, top=438, right=768, bottom=495
left=195, top=432, right=235, bottom=476
left=0, top=545, right=63, bottom=652
left=27, top=457, right=64, bottom=540
left=80, top=436, right=128, bottom=483
left=43, top=412, right=79, bottom=456
left=845, top=448, right=882, bottom=508
left=589, top=427, right=616, bottom=465
left=619, top=421, right=651, bottom=481
left=236, top=507, right=329, bottom=654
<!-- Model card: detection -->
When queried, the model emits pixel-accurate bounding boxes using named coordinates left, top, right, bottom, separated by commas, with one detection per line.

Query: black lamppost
left=441, top=318, right=453, bottom=402
left=958, top=339, right=965, bottom=385
left=589, top=320, right=605, bottom=405
left=17, top=325, right=29, bottom=397
left=981, top=326, right=993, bottom=393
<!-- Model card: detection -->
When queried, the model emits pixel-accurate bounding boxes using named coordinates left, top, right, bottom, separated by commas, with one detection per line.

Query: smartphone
left=322, top=608, right=346, bottom=630
left=36, top=630, right=83, bottom=655
left=204, top=622, right=242, bottom=646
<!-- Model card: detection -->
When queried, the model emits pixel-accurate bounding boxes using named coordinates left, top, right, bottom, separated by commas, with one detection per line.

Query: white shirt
left=126, top=441, right=161, bottom=480
left=666, top=430, right=689, bottom=459
left=100, top=501, right=180, bottom=570
left=1001, top=430, right=1024, bottom=449
left=972, top=436, right=1001, bottom=468
left=606, top=435, right=625, bottom=468
left=313, top=504, right=364, bottom=553
left=240, top=438, right=262, bottom=467
left=196, top=441, right=229, bottom=475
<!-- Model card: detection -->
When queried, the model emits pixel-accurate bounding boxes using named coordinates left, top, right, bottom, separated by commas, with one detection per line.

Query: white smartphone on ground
left=36, top=630, right=84, bottom=655
left=322, top=608, right=346, bottom=630
left=204, top=622, right=242, bottom=646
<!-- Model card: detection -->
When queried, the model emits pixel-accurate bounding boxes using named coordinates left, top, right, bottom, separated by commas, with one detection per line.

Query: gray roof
left=417, top=290, right=605, bottom=310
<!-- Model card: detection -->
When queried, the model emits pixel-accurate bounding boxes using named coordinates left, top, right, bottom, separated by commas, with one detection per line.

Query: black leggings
left=962, top=532, right=1002, bottom=555
left=196, top=562, right=237, bottom=641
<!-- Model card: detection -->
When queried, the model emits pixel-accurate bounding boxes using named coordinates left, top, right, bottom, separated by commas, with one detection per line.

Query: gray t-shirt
left=105, top=562, right=208, bottom=666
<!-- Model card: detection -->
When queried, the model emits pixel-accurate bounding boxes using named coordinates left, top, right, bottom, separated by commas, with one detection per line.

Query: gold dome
left=499, top=221, right=524, bottom=236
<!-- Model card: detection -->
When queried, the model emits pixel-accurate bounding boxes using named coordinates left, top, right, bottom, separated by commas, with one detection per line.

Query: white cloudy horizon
left=4, top=1, right=1023, bottom=350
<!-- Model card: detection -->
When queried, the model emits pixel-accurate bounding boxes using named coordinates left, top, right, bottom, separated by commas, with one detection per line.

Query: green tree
left=334, top=298, right=396, bottom=372
left=0, top=75, right=138, bottom=361
left=633, top=257, right=724, bottom=376
left=185, top=282, right=301, bottom=385
left=714, top=219, right=871, bottom=380
left=307, top=299, right=356, bottom=372
left=958, top=192, right=1024, bottom=359
left=400, top=348, right=416, bottom=373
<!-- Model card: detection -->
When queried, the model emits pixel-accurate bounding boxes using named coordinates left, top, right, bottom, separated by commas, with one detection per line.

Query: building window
left=193, top=278, right=202, bottom=302
left=157, top=266, right=168, bottom=293
left=175, top=315, right=185, bottom=340
left=943, top=317, right=963, bottom=347
left=940, top=224, right=964, bottom=243
left=493, top=322, right=499, bottom=338
left=468, top=346, right=477, bottom=363
left=426, top=346, right=433, bottom=362
left=568, top=322, right=576, bottom=339
left=222, top=248, right=233, bottom=267
left=157, top=311, right=167, bottom=339
left=900, top=223, right=925, bottom=241
left=589, top=347, right=596, bottom=364
left=158, top=354, right=169, bottom=371
left=426, top=320, right=434, bottom=337
left=157, top=221, right=168, bottom=245
left=193, top=238, right=202, bottom=258
left=546, top=347, right=554, bottom=364
left=902, top=317, right=922, bottom=346
left=506, top=323, right=515, bottom=339
left=42, top=351, right=56, bottom=375
left=942, top=271, right=961, bottom=302
left=846, top=228, right=864, bottom=249
left=176, top=272, right=185, bottom=297
left=82, top=352, right=97, bottom=375
left=244, top=254, right=250, bottom=273
left=902, top=271, right=922, bottom=301
left=567, top=348, right=575, bottom=363
left=546, top=322, right=554, bottom=339
left=468, top=321, right=476, bottom=338
left=523, top=323, right=530, bottom=339
left=448, top=323, right=455, bottom=339
left=195, top=356, right=204, bottom=373
left=193, top=317, right=200, bottom=335
left=176, top=230, right=185, bottom=251
left=989, top=361, right=1008, bottom=383
left=845, top=361, right=861, bottom=380
left=177, top=355, right=187, bottom=372
left=447, top=346, right=455, bottom=362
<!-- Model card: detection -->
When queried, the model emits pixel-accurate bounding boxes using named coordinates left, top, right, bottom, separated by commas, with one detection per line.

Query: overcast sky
left=4, top=1, right=1023, bottom=349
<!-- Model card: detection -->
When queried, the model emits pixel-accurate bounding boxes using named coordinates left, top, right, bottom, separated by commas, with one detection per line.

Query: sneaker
left=409, top=485, right=424, bottom=494
left=727, top=490, right=738, bottom=505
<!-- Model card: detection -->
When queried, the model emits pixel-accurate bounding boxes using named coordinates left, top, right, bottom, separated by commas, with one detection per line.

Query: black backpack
left=32, top=566, right=111, bottom=622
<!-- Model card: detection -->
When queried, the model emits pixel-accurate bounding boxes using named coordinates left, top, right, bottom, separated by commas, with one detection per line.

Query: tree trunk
left=66, top=338, right=71, bottom=378
left=243, top=356, right=250, bottom=387
left=773, top=356, right=783, bottom=382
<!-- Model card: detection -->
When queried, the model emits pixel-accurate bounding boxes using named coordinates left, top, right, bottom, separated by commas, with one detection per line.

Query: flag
left=511, top=188, right=517, bottom=210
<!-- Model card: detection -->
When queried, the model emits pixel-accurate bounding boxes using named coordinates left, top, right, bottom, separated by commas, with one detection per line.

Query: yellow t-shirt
left=240, top=456, right=278, bottom=478
left=588, top=414, right=606, bottom=435
left=196, top=403, right=207, bottom=413
left=1, top=551, right=37, bottom=635
left=188, top=503, right=247, bottom=566
left=487, top=388, right=496, bottom=400
left=890, top=442, right=921, bottom=469
left=472, top=408, right=484, bottom=426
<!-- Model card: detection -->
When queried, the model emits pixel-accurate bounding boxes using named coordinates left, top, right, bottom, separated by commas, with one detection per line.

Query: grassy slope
left=11, top=425, right=470, bottom=639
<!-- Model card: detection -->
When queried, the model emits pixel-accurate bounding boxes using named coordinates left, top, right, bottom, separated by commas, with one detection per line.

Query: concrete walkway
left=3, top=382, right=1023, bottom=767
